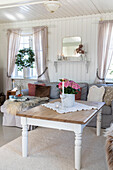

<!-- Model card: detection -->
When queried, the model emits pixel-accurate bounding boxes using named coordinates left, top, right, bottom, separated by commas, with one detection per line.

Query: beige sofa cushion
left=104, top=87, right=113, bottom=106
left=87, top=85, right=105, bottom=102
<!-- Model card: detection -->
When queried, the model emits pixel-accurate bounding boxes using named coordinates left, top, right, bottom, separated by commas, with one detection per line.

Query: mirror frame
left=62, top=36, right=82, bottom=58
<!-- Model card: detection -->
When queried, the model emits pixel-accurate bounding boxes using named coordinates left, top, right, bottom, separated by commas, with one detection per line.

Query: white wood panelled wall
left=0, top=13, right=113, bottom=93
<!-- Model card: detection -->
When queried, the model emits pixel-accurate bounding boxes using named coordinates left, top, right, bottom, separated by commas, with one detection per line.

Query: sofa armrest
left=21, top=89, right=29, bottom=96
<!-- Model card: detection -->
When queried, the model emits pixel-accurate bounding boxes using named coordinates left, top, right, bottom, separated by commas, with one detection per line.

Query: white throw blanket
left=1, top=96, right=49, bottom=115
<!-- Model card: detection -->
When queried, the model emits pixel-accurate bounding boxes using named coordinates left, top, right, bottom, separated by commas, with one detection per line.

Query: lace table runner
left=42, top=102, right=97, bottom=114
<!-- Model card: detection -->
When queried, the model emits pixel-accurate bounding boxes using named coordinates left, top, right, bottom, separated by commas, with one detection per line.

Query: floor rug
left=0, top=127, right=108, bottom=170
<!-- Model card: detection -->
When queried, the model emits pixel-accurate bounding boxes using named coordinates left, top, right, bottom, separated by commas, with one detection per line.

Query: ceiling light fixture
left=0, top=0, right=61, bottom=13
left=44, top=0, right=61, bottom=13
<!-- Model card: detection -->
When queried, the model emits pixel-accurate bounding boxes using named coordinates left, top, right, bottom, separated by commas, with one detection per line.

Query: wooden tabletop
left=16, top=100, right=105, bottom=124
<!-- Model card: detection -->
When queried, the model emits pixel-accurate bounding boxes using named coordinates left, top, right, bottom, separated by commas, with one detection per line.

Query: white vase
left=60, top=94, right=75, bottom=108
left=23, top=67, right=29, bottom=78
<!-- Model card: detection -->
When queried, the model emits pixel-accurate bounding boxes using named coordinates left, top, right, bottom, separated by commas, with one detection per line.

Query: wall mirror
left=62, top=36, right=82, bottom=57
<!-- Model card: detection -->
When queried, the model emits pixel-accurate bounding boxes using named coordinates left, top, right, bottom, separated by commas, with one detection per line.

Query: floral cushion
left=75, top=88, right=82, bottom=100
left=104, top=87, right=113, bottom=106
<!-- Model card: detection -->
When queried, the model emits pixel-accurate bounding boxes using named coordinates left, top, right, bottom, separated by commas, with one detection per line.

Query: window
left=105, top=35, right=113, bottom=82
left=12, top=33, right=37, bottom=79
left=106, top=56, right=113, bottom=81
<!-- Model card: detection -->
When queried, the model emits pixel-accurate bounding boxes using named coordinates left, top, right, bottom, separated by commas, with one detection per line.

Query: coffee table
left=16, top=100, right=105, bottom=170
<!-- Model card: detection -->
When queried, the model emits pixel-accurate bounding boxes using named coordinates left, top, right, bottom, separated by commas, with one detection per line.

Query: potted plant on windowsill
left=57, top=79, right=80, bottom=108
left=15, top=47, right=35, bottom=78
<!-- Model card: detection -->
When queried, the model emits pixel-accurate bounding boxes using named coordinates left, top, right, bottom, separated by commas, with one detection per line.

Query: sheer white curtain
left=96, top=20, right=113, bottom=82
left=33, top=26, right=50, bottom=82
left=7, top=29, right=21, bottom=91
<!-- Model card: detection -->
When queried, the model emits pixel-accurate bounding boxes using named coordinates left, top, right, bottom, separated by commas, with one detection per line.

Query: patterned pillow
left=75, top=88, right=82, bottom=100
left=104, top=87, right=113, bottom=106
left=87, top=85, right=105, bottom=102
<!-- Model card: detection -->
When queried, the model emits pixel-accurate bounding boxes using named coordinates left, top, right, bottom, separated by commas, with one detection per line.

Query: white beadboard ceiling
left=0, top=0, right=113, bottom=23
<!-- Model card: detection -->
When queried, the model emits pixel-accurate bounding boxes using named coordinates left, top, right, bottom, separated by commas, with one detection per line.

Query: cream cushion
left=87, top=85, right=105, bottom=102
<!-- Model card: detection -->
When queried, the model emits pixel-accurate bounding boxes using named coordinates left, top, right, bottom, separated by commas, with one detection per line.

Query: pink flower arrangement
left=57, top=79, right=80, bottom=94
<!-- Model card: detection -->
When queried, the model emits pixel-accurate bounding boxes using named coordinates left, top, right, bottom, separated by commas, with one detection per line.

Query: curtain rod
left=6, top=26, right=47, bottom=36
left=2, top=25, right=47, bottom=32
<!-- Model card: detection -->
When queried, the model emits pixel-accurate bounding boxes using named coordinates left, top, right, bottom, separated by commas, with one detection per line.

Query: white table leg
left=22, top=117, right=28, bottom=157
left=75, top=132, right=82, bottom=170
left=97, top=109, right=102, bottom=136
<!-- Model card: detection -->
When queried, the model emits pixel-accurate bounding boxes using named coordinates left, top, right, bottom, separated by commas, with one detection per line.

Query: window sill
left=11, top=77, right=37, bottom=80
left=105, top=79, right=113, bottom=83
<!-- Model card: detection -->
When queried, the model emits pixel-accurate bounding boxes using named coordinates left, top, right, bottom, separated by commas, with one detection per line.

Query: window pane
left=29, top=63, right=37, bottom=78
left=20, top=36, right=24, bottom=43
left=19, top=44, right=24, bottom=49
left=33, top=64, right=37, bottom=77
left=23, top=36, right=29, bottom=44
left=22, top=43, right=29, bottom=48
left=106, top=54, right=113, bottom=80
left=18, top=70, right=23, bottom=77
left=106, top=29, right=113, bottom=81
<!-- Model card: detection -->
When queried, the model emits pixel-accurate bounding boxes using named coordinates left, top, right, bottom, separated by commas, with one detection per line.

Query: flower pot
left=23, top=67, right=29, bottom=78
left=60, top=94, right=75, bottom=108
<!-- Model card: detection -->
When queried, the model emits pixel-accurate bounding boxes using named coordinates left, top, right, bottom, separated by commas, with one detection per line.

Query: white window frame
left=12, top=32, right=37, bottom=79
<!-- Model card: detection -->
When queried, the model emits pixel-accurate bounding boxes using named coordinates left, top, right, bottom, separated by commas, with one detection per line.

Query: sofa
left=22, top=82, right=113, bottom=129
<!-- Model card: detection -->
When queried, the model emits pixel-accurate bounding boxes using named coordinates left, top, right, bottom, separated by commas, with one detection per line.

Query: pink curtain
left=33, top=26, right=50, bottom=82
left=96, top=20, right=113, bottom=82
left=7, top=29, right=21, bottom=91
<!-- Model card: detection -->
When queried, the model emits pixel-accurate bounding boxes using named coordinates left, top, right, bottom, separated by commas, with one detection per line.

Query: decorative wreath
left=15, top=47, right=35, bottom=71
